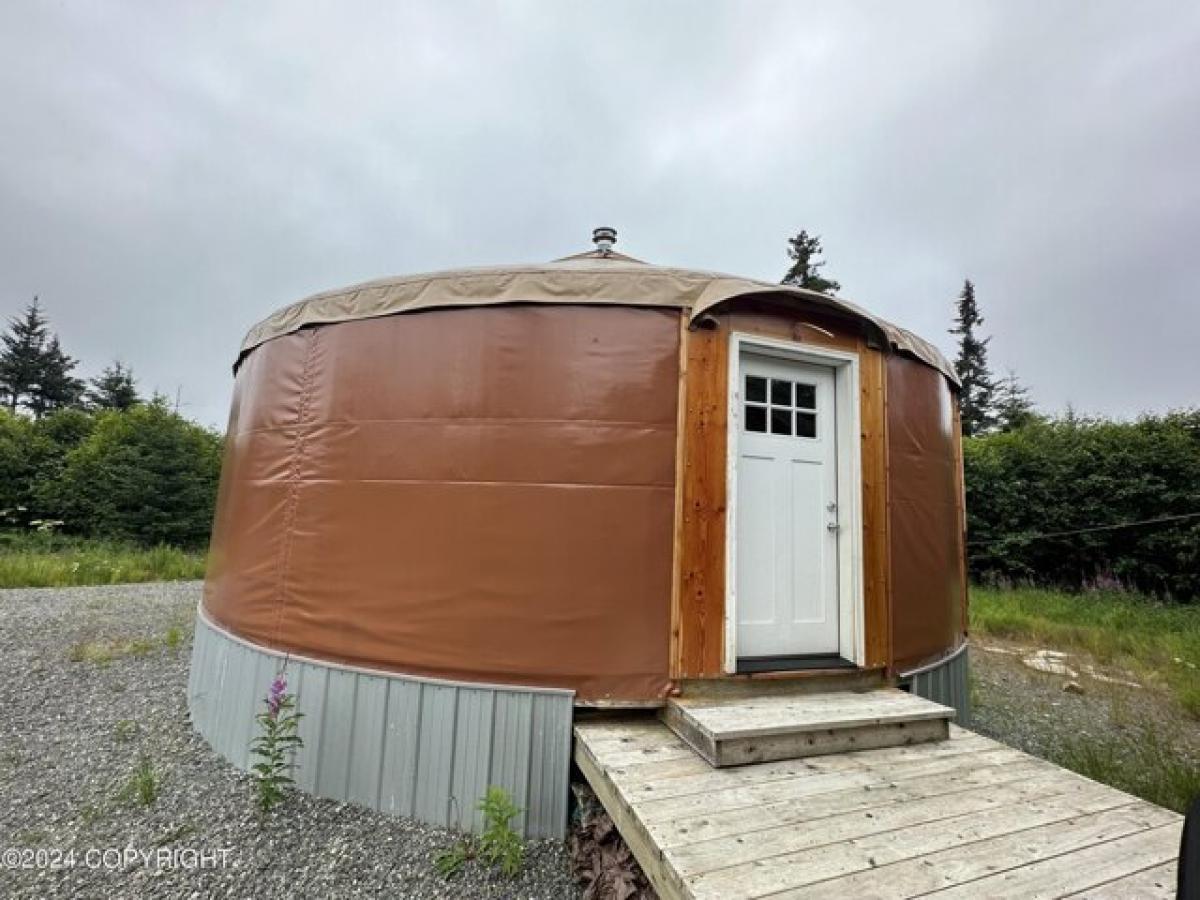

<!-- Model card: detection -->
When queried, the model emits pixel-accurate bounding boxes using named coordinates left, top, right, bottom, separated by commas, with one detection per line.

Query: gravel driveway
left=0, top=582, right=579, bottom=899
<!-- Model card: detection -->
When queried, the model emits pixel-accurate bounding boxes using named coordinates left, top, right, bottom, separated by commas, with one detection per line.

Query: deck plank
left=1060, top=860, right=1177, bottom=899
left=917, top=822, right=1181, bottom=899
left=687, top=796, right=1157, bottom=898
left=650, top=767, right=1091, bottom=849
left=667, top=771, right=1130, bottom=875
left=574, top=719, right=1183, bottom=900
left=614, top=731, right=997, bottom=786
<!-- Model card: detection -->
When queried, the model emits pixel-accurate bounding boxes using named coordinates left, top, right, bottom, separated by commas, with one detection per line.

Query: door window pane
left=795, top=383, right=817, bottom=409
left=796, top=411, right=817, bottom=438
left=745, top=405, right=767, bottom=432
left=770, top=379, right=792, bottom=406
left=770, top=409, right=792, bottom=435
left=745, top=375, right=767, bottom=403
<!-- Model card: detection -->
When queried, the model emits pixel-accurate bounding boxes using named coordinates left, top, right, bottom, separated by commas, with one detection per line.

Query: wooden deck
left=574, top=719, right=1182, bottom=899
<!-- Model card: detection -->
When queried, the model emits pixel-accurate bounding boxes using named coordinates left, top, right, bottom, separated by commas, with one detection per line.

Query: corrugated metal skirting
left=902, top=645, right=970, bottom=726
left=187, top=610, right=574, bottom=838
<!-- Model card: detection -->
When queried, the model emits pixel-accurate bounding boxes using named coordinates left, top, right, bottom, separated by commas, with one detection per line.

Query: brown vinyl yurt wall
left=886, top=354, right=969, bottom=671
left=200, top=265, right=969, bottom=704
left=204, top=304, right=680, bottom=702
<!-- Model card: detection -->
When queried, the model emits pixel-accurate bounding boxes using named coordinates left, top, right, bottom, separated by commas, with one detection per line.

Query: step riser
left=662, top=690, right=954, bottom=768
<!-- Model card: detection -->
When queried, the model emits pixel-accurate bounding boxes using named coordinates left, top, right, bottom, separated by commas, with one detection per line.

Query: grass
left=69, top=637, right=156, bottom=665
left=0, top=532, right=206, bottom=588
left=970, top=585, right=1200, bottom=717
left=117, top=756, right=161, bottom=807
left=1053, top=719, right=1200, bottom=813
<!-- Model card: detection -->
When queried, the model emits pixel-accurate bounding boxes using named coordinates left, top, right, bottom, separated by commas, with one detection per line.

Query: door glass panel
left=745, top=375, right=767, bottom=403
left=796, top=411, right=817, bottom=438
left=795, top=383, right=817, bottom=409
left=770, top=408, right=792, bottom=435
left=745, top=405, right=767, bottom=432
left=770, top=379, right=791, bottom=406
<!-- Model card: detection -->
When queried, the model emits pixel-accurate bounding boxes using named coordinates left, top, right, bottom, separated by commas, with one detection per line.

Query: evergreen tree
left=994, top=369, right=1037, bottom=432
left=0, top=299, right=50, bottom=413
left=949, top=279, right=997, bottom=436
left=0, top=299, right=85, bottom=417
left=28, top=336, right=85, bottom=417
left=87, top=361, right=140, bottom=411
left=782, top=230, right=841, bottom=294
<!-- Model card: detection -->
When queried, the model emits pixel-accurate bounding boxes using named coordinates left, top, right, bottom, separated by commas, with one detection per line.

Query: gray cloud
left=1, top=1, right=1196, bottom=426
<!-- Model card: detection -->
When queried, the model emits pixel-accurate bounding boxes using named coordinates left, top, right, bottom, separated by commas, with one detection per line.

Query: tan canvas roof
left=238, top=251, right=957, bottom=385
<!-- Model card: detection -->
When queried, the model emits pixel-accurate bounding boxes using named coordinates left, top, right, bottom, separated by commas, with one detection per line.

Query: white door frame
left=724, top=332, right=866, bottom=673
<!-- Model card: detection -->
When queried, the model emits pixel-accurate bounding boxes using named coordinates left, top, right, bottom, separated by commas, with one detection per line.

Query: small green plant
left=117, top=756, right=160, bottom=806
left=434, top=787, right=525, bottom=881
left=114, top=719, right=138, bottom=743
left=434, top=841, right=474, bottom=879
left=250, top=671, right=303, bottom=813
left=478, top=786, right=524, bottom=876
left=165, top=626, right=183, bottom=649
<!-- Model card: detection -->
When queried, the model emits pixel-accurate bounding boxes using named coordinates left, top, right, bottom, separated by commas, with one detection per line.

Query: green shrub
left=965, top=410, right=1200, bottom=600
left=38, top=399, right=222, bottom=548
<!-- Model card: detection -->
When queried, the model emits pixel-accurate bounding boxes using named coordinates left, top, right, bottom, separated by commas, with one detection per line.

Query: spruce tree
left=87, top=361, right=140, bottom=411
left=781, top=230, right=841, bottom=294
left=994, top=369, right=1037, bottom=432
left=949, top=279, right=997, bottom=436
left=0, top=299, right=85, bottom=417
left=29, top=336, right=85, bottom=417
left=0, top=299, right=50, bottom=413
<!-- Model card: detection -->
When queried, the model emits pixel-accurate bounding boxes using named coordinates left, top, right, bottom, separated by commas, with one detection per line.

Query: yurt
left=188, top=229, right=968, bottom=838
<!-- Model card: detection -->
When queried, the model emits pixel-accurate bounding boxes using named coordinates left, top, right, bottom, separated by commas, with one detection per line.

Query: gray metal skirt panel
left=899, top=642, right=970, bottom=726
left=187, top=608, right=574, bottom=839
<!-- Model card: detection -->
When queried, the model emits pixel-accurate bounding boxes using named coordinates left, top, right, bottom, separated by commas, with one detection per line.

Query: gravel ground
left=969, top=638, right=1200, bottom=763
left=0, top=582, right=580, bottom=899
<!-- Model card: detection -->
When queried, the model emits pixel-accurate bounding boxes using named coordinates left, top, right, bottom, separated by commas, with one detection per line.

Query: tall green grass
left=970, top=586, right=1200, bottom=716
left=1052, top=720, right=1200, bottom=813
left=0, top=533, right=206, bottom=588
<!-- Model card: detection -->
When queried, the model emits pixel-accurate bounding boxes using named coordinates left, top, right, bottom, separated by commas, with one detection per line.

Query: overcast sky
left=1, top=2, right=1197, bottom=428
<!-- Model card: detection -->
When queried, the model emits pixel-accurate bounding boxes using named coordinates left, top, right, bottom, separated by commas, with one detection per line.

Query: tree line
left=0, top=299, right=221, bottom=548
left=783, top=230, right=1198, bottom=600
left=1, top=299, right=140, bottom=415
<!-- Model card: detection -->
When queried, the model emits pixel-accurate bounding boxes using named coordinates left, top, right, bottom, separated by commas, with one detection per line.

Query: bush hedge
left=964, top=411, right=1200, bottom=600
left=0, top=400, right=222, bottom=548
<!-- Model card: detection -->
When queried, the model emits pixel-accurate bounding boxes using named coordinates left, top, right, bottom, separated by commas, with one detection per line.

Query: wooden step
left=662, top=689, right=954, bottom=767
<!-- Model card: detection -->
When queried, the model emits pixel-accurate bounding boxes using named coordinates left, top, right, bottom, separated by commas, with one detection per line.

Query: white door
left=735, top=352, right=840, bottom=659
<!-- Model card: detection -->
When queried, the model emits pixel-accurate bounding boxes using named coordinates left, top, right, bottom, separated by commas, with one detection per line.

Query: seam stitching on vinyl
left=272, top=328, right=319, bottom=643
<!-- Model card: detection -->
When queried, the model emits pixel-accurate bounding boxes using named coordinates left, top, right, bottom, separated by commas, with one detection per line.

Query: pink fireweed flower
left=267, top=673, right=287, bottom=717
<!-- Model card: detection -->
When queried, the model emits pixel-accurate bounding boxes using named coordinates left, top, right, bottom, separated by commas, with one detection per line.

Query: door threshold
left=736, top=654, right=856, bottom=674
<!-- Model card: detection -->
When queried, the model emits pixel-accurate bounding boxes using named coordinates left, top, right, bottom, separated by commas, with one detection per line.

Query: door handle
left=826, top=521, right=839, bottom=532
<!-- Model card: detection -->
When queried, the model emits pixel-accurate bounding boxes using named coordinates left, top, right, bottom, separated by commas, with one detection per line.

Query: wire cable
left=967, top=511, right=1200, bottom=547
